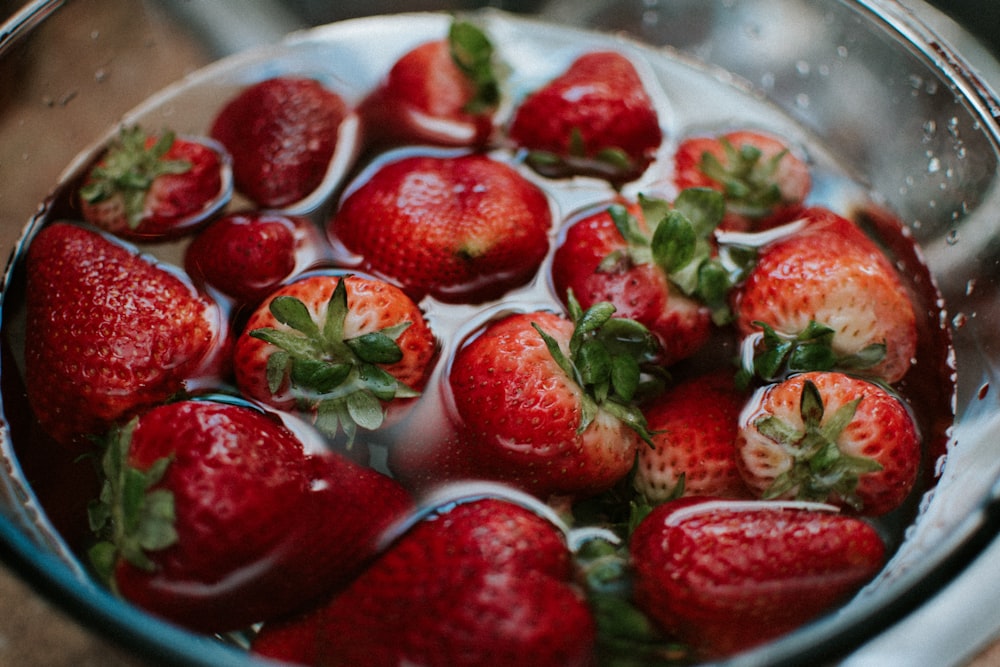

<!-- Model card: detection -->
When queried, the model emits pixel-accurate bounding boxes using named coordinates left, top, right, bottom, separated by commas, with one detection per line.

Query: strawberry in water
left=87, top=399, right=412, bottom=633
left=446, top=297, right=663, bottom=500
left=735, top=371, right=920, bottom=516
left=634, top=370, right=752, bottom=503
left=551, top=188, right=752, bottom=364
left=732, top=207, right=918, bottom=384
left=508, top=50, right=663, bottom=183
left=673, top=129, right=811, bottom=230
left=233, top=274, right=437, bottom=446
left=184, top=211, right=326, bottom=306
left=329, top=152, right=552, bottom=304
left=359, top=20, right=500, bottom=148
left=23, top=222, right=226, bottom=448
left=630, top=497, right=885, bottom=658
left=252, top=493, right=596, bottom=667
left=210, top=77, right=348, bottom=208
left=79, top=125, right=230, bottom=241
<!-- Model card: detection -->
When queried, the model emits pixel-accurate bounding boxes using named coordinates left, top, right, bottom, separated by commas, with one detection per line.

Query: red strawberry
left=251, top=494, right=596, bottom=667
left=446, top=298, right=662, bottom=500
left=673, top=129, right=811, bottom=230
left=79, top=125, right=230, bottom=241
left=23, top=222, right=226, bottom=448
left=634, top=370, right=753, bottom=502
left=233, top=273, right=437, bottom=446
left=184, top=211, right=327, bottom=306
left=329, top=152, right=552, bottom=304
left=630, top=497, right=885, bottom=658
left=87, top=399, right=412, bottom=633
left=732, top=207, right=918, bottom=384
left=359, top=20, right=499, bottom=148
left=508, top=50, right=663, bottom=183
left=550, top=188, right=747, bottom=365
left=210, top=76, right=349, bottom=208
left=735, top=371, right=920, bottom=516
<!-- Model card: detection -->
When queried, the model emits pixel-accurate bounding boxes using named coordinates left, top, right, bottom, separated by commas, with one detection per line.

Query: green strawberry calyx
left=249, top=277, right=420, bottom=445
left=754, top=379, right=883, bottom=511
left=602, top=188, right=757, bottom=325
left=448, top=19, right=500, bottom=115
left=87, top=418, right=178, bottom=584
left=532, top=293, right=665, bottom=447
left=525, top=127, right=638, bottom=182
left=699, top=136, right=789, bottom=218
left=79, top=125, right=192, bottom=229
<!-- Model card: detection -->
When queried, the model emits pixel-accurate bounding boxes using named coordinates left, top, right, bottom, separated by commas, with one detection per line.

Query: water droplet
left=796, top=60, right=811, bottom=76
left=928, top=156, right=941, bottom=173
left=952, top=312, right=967, bottom=328
left=837, top=45, right=848, bottom=58
left=945, top=228, right=959, bottom=245
left=908, top=74, right=923, bottom=89
left=795, top=93, right=810, bottom=108
left=966, top=278, right=977, bottom=295
left=979, top=383, right=991, bottom=400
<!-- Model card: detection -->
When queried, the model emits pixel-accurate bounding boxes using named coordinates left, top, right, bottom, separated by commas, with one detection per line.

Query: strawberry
left=507, top=50, right=663, bottom=183
left=232, top=273, right=437, bottom=446
left=23, top=222, right=226, bottom=448
left=630, top=497, right=885, bottom=658
left=87, top=399, right=412, bottom=633
left=359, top=20, right=499, bottom=148
left=251, top=494, right=596, bottom=667
left=79, top=125, right=230, bottom=241
left=329, top=152, right=552, bottom=304
left=550, top=188, right=751, bottom=364
left=184, top=211, right=327, bottom=306
left=673, top=129, right=811, bottom=230
left=735, top=371, right=920, bottom=516
left=446, top=297, right=663, bottom=500
left=634, top=370, right=753, bottom=503
left=209, top=76, right=348, bottom=208
left=732, top=207, right=918, bottom=384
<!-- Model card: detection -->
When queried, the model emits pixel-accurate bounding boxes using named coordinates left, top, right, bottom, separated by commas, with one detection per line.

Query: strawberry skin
left=733, top=207, right=918, bottom=384
left=634, top=370, right=752, bottom=502
left=210, top=77, right=348, bottom=208
left=24, top=222, right=224, bottom=448
left=508, top=50, right=662, bottom=183
left=359, top=21, right=499, bottom=147
left=252, top=496, right=597, bottom=667
left=79, top=126, right=229, bottom=241
left=90, top=399, right=412, bottom=633
left=184, top=211, right=325, bottom=305
left=630, top=497, right=885, bottom=658
left=736, top=370, right=920, bottom=516
left=330, top=153, right=552, bottom=304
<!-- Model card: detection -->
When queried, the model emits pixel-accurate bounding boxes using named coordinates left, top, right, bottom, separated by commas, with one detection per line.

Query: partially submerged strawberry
left=630, top=497, right=885, bottom=658
left=24, top=222, right=226, bottom=448
left=88, top=399, right=412, bottom=633
left=79, top=125, right=230, bottom=241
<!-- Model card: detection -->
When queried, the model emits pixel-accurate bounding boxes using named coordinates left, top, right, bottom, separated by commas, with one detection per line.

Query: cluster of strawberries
left=19, top=16, right=947, bottom=666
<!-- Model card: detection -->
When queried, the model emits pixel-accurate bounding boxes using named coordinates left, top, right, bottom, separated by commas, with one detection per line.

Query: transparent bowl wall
left=2, top=1, right=1000, bottom=666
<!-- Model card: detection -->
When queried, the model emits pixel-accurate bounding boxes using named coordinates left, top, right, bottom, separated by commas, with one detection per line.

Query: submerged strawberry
left=24, top=222, right=225, bottom=448
left=79, top=125, right=230, bottom=241
left=88, top=399, right=412, bottom=633
left=630, top=497, right=885, bottom=658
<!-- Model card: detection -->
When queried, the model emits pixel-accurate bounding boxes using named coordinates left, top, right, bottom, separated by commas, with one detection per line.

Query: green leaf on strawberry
left=699, top=136, right=787, bottom=217
left=88, top=418, right=177, bottom=583
left=448, top=20, right=500, bottom=114
left=249, top=277, right=419, bottom=445
left=754, top=379, right=884, bottom=511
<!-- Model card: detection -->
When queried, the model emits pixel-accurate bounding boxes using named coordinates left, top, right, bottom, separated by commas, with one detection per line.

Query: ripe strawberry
left=210, top=76, right=348, bottom=208
left=550, top=188, right=751, bottom=364
left=732, top=207, right=918, bottom=384
left=329, top=153, right=552, bottom=304
left=184, top=211, right=326, bottom=306
left=737, top=371, right=920, bottom=515
left=87, top=399, right=412, bottom=633
left=79, top=125, right=230, bottom=241
left=251, top=495, right=596, bottom=667
left=359, top=20, right=499, bottom=148
left=232, top=274, right=437, bottom=446
left=634, top=370, right=753, bottom=502
left=23, top=222, right=226, bottom=448
left=630, top=497, right=885, bottom=658
left=446, top=298, right=663, bottom=500
left=673, top=129, right=811, bottom=230
left=508, top=50, right=663, bottom=183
